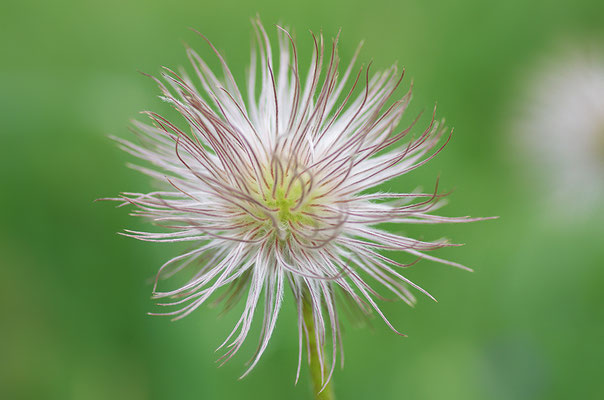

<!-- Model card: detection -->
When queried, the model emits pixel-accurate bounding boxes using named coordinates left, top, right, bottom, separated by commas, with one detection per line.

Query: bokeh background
left=2, top=0, right=604, bottom=399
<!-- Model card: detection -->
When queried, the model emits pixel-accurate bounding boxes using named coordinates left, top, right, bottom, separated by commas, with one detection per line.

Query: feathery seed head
left=105, top=17, right=492, bottom=384
left=516, top=47, right=604, bottom=213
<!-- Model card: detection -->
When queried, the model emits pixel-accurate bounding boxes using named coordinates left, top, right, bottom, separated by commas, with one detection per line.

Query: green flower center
left=240, top=164, right=322, bottom=240
left=264, top=178, right=311, bottom=225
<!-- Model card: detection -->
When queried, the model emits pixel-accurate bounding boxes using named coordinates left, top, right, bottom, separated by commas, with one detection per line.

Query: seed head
left=516, top=47, right=604, bottom=214
left=106, top=18, right=491, bottom=384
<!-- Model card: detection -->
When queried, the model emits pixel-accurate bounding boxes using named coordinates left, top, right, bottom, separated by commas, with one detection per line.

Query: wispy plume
left=104, top=17, right=491, bottom=389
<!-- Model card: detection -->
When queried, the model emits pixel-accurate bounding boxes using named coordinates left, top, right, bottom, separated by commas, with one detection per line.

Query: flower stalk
left=303, top=297, right=335, bottom=400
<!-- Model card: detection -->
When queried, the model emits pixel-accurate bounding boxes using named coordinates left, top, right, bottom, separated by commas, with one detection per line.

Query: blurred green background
left=2, top=0, right=604, bottom=399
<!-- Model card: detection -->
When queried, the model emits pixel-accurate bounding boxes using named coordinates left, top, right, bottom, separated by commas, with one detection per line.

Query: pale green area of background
left=2, top=1, right=604, bottom=399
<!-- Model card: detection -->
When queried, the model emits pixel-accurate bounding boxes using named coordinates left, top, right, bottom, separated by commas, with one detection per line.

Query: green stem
left=302, top=298, right=336, bottom=400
